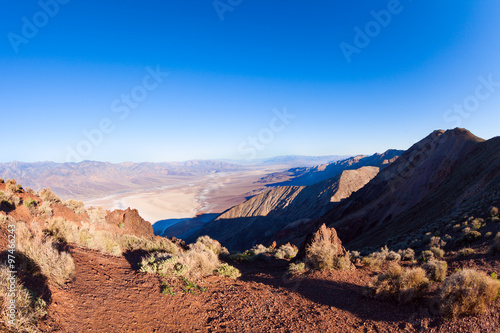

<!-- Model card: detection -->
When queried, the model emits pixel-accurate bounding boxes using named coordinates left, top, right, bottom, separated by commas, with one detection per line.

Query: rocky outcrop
left=106, top=208, right=154, bottom=239
left=296, top=224, right=346, bottom=260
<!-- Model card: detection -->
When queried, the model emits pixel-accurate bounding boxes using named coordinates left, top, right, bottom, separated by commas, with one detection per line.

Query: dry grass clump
left=39, top=188, right=61, bottom=204
left=0, top=191, right=21, bottom=208
left=194, top=236, right=229, bottom=256
left=438, top=269, right=500, bottom=317
left=305, top=233, right=351, bottom=271
left=430, top=247, right=445, bottom=259
left=422, top=260, right=448, bottom=282
left=37, top=202, right=53, bottom=217
left=0, top=265, right=47, bottom=333
left=120, top=235, right=178, bottom=254
left=63, top=199, right=85, bottom=214
left=16, top=222, right=75, bottom=287
left=274, top=243, right=298, bottom=259
left=398, top=248, right=415, bottom=261
left=86, top=207, right=106, bottom=224
left=365, top=263, right=429, bottom=304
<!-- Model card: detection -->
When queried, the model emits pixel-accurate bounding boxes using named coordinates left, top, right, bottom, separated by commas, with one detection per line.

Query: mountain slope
left=190, top=166, right=380, bottom=251
left=259, top=150, right=402, bottom=187
left=279, top=128, right=498, bottom=250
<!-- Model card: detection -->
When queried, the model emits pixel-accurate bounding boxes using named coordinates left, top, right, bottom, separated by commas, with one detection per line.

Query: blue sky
left=1, top=1, right=499, bottom=163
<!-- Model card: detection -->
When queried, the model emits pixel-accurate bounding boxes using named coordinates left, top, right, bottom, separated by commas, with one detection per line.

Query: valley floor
left=40, top=246, right=500, bottom=332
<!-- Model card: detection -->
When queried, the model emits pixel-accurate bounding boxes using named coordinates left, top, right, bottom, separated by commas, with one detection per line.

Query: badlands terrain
left=1, top=128, right=500, bottom=332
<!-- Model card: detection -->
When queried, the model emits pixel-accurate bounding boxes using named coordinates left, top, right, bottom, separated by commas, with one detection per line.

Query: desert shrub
left=429, top=236, right=446, bottom=248
left=16, top=222, right=75, bottom=287
left=460, top=230, right=481, bottom=243
left=23, top=198, right=37, bottom=208
left=490, top=206, right=499, bottom=217
left=215, top=263, right=241, bottom=279
left=250, top=244, right=271, bottom=256
left=0, top=191, right=20, bottom=208
left=25, top=188, right=38, bottom=196
left=63, top=199, right=85, bottom=214
left=4, top=180, right=19, bottom=194
left=120, top=235, right=178, bottom=254
left=37, top=202, right=52, bottom=217
left=195, top=236, right=229, bottom=256
left=365, top=264, right=429, bottom=304
left=274, top=243, right=298, bottom=259
left=139, top=241, right=224, bottom=280
left=0, top=265, right=47, bottom=333
left=86, top=207, right=106, bottom=224
left=489, top=233, right=500, bottom=254
left=421, top=250, right=434, bottom=262
left=398, top=248, right=415, bottom=261
left=458, top=248, right=475, bottom=257
left=430, top=247, right=445, bottom=259
left=438, top=269, right=500, bottom=317
left=362, top=255, right=384, bottom=271
left=458, top=247, right=475, bottom=257
left=44, top=217, right=78, bottom=243
left=288, top=262, right=306, bottom=274
left=0, top=178, right=3, bottom=183
left=386, top=251, right=401, bottom=261
left=350, top=251, right=361, bottom=260
left=485, top=232, right=493, bottom=238
left=333, top=253, right=353, bottom=270
left=423, top=260, right=448, bottom=282
left=471, top=218, right=484, bottom=231
left=39, top=188, right=60, bottom=204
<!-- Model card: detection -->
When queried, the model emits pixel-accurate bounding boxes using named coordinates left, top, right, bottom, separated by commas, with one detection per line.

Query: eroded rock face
left=106, top=208, right=154, bottom=239
left=296, top=223, right=346, bottom=260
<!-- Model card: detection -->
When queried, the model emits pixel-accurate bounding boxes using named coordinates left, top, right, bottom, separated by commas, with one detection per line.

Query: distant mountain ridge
left=257, top=150, right=403, bottom=187
left=0, top=160, right=243, bottom=198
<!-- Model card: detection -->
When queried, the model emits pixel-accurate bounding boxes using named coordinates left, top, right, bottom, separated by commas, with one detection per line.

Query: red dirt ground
left=38, top=246, right=500, bottom=333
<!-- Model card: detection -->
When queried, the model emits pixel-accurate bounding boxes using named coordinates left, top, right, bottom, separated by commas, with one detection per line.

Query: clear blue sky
left=1, top=1, right=499, bottom=163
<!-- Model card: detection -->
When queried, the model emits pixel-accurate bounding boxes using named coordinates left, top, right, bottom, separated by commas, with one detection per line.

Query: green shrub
left=438, top=269, right=500, bottom=317
left=215, top=263, right=241, bottom=279
left=423, top=260, right=448, bottom=282
left=365, top=264, right=429, bottom=304
left=274, top=243, right=298, bottom=259
left=23, top=198, right=37, bottom=208
left=288, top=262, right=306, bottom=274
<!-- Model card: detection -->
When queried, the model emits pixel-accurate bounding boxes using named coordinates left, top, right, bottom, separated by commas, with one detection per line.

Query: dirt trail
left=41, top=247, right=500, bottom=332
